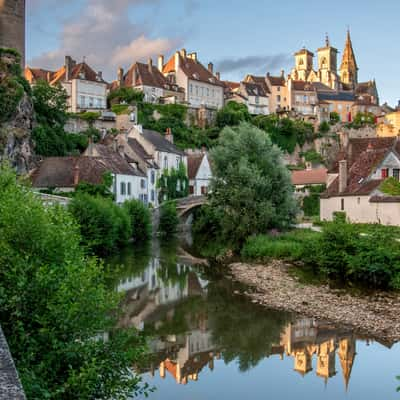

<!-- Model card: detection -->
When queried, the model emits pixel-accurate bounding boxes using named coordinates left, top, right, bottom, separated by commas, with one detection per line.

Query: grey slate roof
left=142, top=129, right=185, bottom=156
left=317, top=91, right=355, bottom=102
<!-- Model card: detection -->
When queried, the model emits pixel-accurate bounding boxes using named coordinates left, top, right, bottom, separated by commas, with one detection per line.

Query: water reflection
left=108, top=241, right=397, bottom=398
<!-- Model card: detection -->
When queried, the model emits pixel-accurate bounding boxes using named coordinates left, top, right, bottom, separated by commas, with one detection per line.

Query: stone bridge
left=175, top=195, right=207, bottom=218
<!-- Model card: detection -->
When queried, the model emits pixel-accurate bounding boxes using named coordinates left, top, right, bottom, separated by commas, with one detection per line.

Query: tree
left=208, top=122, right=298, bottom=247
left=158, top=200, right=179, bottom=237
left=123, top=199, right=152, bottom=241
left=107, top=87, right=144, bottom=107
left=216, top=101, right=250, bottom=128
left=0, top=165, right=147, bottom=399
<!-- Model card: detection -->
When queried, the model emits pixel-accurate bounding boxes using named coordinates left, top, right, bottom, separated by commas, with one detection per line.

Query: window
left=277, top=86, right=280, bottom=92
left=80, top=95, right=86, bottom=107
left=164, top=156, right=168, bottom=169
left=277, top=95, right=281, bottom=102
left=151, top=189, right=155, bottom=202
left=207, top=88, right=209, bottom=96
left=89, top=97, right=94, bottom=107
left=381, top=168, right=389, bottom=178
left=195, top=86, right=198, bottom=96
left=176, top=157, right=180, bottom=168
left=140, top=179, right=146, bottom=189
left=189, top=185, right=194, bottom=195
left=394, top=169, right=400, bottom=180
left=127, top=182, right=131, bottom=196
left=341, top=198, right=344, bottom=211
left=357, top=197, right=361, bottom=205
left=190, top=84, right=193, bottom=94
left=338, top=104, right=343, bottom=112
left=120, top=182, right=126, bottom=195
left=151, top=170, right=155, bottom=185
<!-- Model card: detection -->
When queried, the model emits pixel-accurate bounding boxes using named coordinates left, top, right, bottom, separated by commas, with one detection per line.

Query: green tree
left=216, top=101, right=250, bottom=128
left=330, top=111, right=340, bottom=124
left=123, top=199, right=152, bottom=241
left=75, top=171, right=114, bottom=199
left=208, top=122, right=298, bottom=247
left=0, top=165, right=147, bottom=399
left=159, top=200, right=179, bottom=237
left=108, top=87, right=144, bottom=106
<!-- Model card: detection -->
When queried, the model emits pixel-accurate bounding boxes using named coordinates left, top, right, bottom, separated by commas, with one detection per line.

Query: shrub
left=330, top=112, right=340, bottom=124
left=380, top=177, right=400, bottom=196
left=319, top=121, right=330, bottom=134
left=159, top=200, right=179, bottom=237
left=68, top=194, right=130, bottom=255
left=123, top=199, right=152, bottom=241
left=0, top=165, right=146, bottom=399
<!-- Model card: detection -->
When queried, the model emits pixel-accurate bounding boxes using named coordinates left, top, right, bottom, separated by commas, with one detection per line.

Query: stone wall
left=0, top=326, right=26, bottom=399
left=0, top=0, right=25, bottom=66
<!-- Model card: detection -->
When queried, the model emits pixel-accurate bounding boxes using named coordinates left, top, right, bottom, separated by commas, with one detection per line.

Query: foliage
left=348, top=112, right=376, bottom=128
left=107, top=87, right=144, bottom=106
left=301, top=149, right=324, bottom=164
left=123, top=199, right=152, bottom=241
left=0, top=165, right=147, bottom=399
left=319, top=120, right=330, bottom=134
left=253, top=114, right=314, bottom=154
left=242, top=230, right=318, bottom=261
left=206, top=122, right=298, bottom=248
left=158, top=200, right=179, bottom=237
left=76, top=111, right=101, bottom=125
left=301, top=185, right=326, bottom=217
left=112, top=104, right=130, bottom=115
left=380, top=177, right=400, bottom=196
left=216, top=101, right=251, bottom=128
left=0, top=48, right=30, bottom=123
left=330, top=111, right=340, bottom=124
left=157, top=161, right=189, bottom=202
left=76, top=171, right=114, bottom=199
left=68, top=193, right=131, bottom=256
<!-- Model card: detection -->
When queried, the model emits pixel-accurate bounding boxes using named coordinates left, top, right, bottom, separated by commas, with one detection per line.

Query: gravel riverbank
left=230, top=261, right=400, bottom=343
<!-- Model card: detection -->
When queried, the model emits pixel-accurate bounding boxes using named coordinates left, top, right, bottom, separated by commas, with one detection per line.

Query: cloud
left=29, top=0, right=182, bottom=81
left=216, top=54, right=292, bottom=76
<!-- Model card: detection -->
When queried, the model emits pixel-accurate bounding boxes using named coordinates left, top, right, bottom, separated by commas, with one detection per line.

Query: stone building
left=0, top=0, right=25, bottom=66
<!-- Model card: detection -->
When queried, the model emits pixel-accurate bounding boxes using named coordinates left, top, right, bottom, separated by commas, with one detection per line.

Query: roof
left=291, top=80, right=316, bottom=92
left=317, top=91, right=355, bottom=102
left=240, top=81, right=268, bottom=97
left=163, top=53, right=224, bottom=87
left=24, top=67, right=54, bottom=83
left=142, top=129, right=185, bottom=156
left=245, top=75, right=270, bottom=94
left=31, top=155, right=139, bottom=188
left=50, top=62, right=106, bottom=85
left=295, top=48, right=314, bottom=56
left=223, top=80, right=240, bottom=91
left=187, top=153, right=205, bottom=179
left=291, top=168, right=328, bottom=186
left=322, top=140, right=400, bottom=198
left=266, top=74, right=285, bottom=87
left=126, top=138, right=159, bottom=169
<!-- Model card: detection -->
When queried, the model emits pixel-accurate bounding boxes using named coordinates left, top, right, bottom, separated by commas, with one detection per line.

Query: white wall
left=71, top=79, right=107, bottom=113
left=113, top=174, right=147, bottom=204
left=320, top=196, right=400, bottom=226
left=187, top=79, right=224, bottom=109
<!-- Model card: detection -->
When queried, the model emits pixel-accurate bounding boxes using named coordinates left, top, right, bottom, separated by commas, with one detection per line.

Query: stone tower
left=0, top=0, right=26, bottom=66
left=294, top=48, right=314, bottom=81
left=340, top=29, right=358, bottom=88
left=317, top=34, right=339, bottom=89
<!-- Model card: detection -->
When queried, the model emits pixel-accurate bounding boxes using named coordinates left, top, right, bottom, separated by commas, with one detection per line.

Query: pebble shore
left=230, top=261, right=400, bottom=342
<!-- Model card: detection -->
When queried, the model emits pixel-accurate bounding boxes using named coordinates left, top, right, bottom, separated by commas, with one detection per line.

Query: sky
left=27, top=0, right=400, bottom=106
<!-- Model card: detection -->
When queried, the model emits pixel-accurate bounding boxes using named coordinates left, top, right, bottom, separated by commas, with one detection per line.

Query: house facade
left=187, top=151, right=213, bottom=196
left=266, top=73, right=288, bottom=112
left=160, top=49, right=224, bottom=110
left=320, top=137, right=400, bottom=225
left=25, top=55, right=108, bottom=113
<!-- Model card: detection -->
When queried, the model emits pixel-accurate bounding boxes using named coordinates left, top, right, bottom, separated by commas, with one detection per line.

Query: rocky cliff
left=0, top=49, right=35, bottom=174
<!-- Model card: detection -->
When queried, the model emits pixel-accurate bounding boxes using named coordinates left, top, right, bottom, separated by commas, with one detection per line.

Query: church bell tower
left=340, top=29, right=358, bottom=88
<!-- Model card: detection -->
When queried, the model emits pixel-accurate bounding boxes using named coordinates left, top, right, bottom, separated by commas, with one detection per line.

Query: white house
left=160, top=49, right=225, bottom=110
left=25, top=56, right=108, bottom=113
left=110, top=59, right=184, bottom=104
left=187, top=151, right=213, bottom=196
left=320, top=136, right=400, bottom=225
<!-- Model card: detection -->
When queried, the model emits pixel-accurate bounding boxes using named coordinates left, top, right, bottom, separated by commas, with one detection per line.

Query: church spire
left=340, top=28, right=358, bottom=86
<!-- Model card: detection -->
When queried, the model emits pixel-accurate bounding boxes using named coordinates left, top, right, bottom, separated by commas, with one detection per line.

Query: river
left=107, top=238, right=400, bottom=400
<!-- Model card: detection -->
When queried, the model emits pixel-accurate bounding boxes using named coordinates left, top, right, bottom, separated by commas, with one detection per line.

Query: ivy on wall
left=157, top=161, right=189, bottom=203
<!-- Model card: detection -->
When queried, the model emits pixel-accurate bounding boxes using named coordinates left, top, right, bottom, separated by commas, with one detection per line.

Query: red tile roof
left=187, top=153, right=204, bottom=179
left=291, top=80, right=316, bottom=91
left=50, top=62, right=106, bottom=85
left=266, top=75, right=285, bottom=87
left=291, top=168, right=328, bottom=186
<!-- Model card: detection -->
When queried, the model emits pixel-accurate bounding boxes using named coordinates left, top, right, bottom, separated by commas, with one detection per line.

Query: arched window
left=321, top=57, right=327, bottom=68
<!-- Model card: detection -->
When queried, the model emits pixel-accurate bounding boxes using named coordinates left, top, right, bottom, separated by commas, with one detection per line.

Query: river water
left=108, top=239, right=400, bottom=400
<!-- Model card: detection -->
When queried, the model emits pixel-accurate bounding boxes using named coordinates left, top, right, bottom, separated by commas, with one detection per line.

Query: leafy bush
left=159, top=200, right=179, bottom=237
left=107, top=87, right=144, bottom=106
left=123, top=199, right=152, bottom=241
left=68, top=194, right=131, bottom=255
left=111, top=103, right=130, bottom=115
left=0, top=165, right=147, bottom=399
left=301, top=185, right=326, bottom=217
left=216, top=101, right=250, bottom=127
left=157, top=161, right=189, bottom=202
left=380, top=177, right=400, bottom=196
left=319, top=121, right=330, bottom=134
left=330, top=111, right=340, bottom=124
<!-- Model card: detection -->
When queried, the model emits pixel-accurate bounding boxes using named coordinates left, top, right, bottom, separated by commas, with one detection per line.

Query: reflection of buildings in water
left=276, top=318, right=356, bottom=388
left=117, top=255, right=208, bottom=330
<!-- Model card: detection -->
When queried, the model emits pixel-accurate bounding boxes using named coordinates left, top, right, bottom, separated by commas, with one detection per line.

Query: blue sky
left=27, top=0, right=400, bottom=105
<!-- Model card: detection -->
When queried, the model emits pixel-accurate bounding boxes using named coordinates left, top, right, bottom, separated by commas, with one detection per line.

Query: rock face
left=0, top=92, right=35, bottom=174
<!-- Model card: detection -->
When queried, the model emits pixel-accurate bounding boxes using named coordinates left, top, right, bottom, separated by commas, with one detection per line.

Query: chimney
left=339, top=159, right=348, bottom=193
left=189, top=52, right=198, bottom=62
left=148, top=58, right=153, bottom=73
left=117, top=67, right=124, bottom=87
left=65, top=55, right=73, bottom=81
left=165, top=128, right=174, bottom=143
left=158, top=55, right=164, bottom=72
left=97, top=71, right=102, bottom=80
left=180, top=48, right=187, bottom=58
left=73, top=164, right=80, bottom=187
left=174, top=51, right=180, bottom=72
left=208, top=62, right=213, bottom=74
left=216, top=72, right=220, bottom=81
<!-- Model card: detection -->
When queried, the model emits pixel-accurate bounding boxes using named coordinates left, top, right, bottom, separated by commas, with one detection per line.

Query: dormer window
left=193, top=73, right=199, bottom=80
left=79, top=72, right=85, bottom=79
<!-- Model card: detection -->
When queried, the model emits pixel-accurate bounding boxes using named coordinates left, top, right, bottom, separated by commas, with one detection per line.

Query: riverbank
left=230, top=260, right=400, bottom=342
